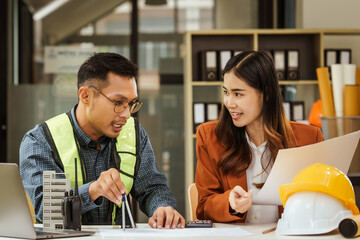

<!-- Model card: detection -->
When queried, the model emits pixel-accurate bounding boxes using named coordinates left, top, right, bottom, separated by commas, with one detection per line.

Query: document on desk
left=252, top=130, right=360, bottom=205
left=99, top=227, right=253, bottom=238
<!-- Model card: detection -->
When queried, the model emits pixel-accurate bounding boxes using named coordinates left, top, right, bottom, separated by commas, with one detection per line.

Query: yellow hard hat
left=279, top=163, right=359, bottom=215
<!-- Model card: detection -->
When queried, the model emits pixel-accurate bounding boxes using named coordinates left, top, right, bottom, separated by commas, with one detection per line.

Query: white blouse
left=245, top=133, right=279, bottom=223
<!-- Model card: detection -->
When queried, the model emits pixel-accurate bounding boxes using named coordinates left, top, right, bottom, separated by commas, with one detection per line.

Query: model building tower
left=42, top=171, right=70, bottom=229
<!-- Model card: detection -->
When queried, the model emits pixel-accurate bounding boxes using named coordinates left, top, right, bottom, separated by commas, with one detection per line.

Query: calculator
left=185, top=220, right=213, bottom=228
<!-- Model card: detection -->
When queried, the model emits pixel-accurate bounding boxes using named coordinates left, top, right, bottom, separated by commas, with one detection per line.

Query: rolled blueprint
left=331, top=64, right=344, bottom=117
left=316, top=67, right=335, bottom=117
left=339, top=215, right=360, bottom=238
left=343, top=64, right=360, bottom=117
left=343, top=64, right=356, bottom=85
left=344, top=85, right=360, bottom=116
left=331, top=64, right=344, bottom=136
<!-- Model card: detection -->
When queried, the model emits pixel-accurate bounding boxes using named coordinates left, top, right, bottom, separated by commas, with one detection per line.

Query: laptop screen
left=0, top=163, right=38, bottom=239
left=0, top=163, right=94, bottom=239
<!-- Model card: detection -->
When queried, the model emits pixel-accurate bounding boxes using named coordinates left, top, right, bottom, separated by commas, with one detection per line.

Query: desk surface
left=0, top=223, right=344, bottom=240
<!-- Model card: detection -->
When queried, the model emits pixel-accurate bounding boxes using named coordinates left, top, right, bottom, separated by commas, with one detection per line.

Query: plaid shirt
left=19, top=106, right=176, bottom=224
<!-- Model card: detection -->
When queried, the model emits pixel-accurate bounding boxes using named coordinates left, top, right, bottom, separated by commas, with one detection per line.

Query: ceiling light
left=33, top=0, right=69, bottom=21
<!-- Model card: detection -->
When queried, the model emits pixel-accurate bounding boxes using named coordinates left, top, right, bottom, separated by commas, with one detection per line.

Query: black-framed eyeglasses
left=88, top=86, right=143, bottom=114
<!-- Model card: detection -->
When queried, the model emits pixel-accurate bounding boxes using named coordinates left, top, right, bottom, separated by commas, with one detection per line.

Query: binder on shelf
left=284, top=101, right=305, bottom=121
left=193, top=103, right=206, bottom=133
left=206, top=103, right=222, bottom=122
left=286, top=50, right=299, bottom=80
left=219, top=50, right=232, bottom=77
left=199, top=50, right=218, bottom=81
left=324, top=49, right=337, bottom=67
left=324, top=49, right=338, bottom=79
left=324, top=48, right=352, bottom=66
left=273, top=50, right=286, bottom=80
left=339, top=49, right=351, bottom=64
left=291, top=101, right=305, bottom=121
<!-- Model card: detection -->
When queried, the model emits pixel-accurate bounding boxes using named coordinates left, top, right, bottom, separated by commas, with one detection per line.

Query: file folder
left=193, top=103, right=206, bottom=133
left=206, top=103, right=222, bottom=122
left=339, top=49, right=351, bottom=64
left=291, top=101, right=305, bottom=121
left=324, top=49, right=337, bottom=67
left=219, top=51, right=232, bottom=77
left=273, top=50, right=286, bottom=80
left=199, top=51, right=218, bottom=81
left=324, top=49, right=338, bottom=79
left=284, top=101, right=305, bottom=121
left=286, top=50, right=299, bottom=80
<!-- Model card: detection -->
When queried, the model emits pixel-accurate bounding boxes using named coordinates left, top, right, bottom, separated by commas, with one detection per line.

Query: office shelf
left=183, top=29, right=360, bottom=220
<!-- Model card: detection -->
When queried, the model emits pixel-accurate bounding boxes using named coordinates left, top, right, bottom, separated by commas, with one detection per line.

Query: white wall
left=297, top=0, right=360, bottom=66
left=215, top=0, right=258, bottom=29
left=297, top=0, right=360, bottom=28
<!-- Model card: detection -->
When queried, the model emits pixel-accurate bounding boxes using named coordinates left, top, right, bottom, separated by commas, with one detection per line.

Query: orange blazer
left=195, top=121, right=324, bottom=222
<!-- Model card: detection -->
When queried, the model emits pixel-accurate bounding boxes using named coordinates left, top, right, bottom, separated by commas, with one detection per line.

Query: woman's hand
left=229, top=186, right=253, bottom=213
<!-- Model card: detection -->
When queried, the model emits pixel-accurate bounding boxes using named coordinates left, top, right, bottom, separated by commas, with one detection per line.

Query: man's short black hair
left=77, top=52, right=138, bottom=89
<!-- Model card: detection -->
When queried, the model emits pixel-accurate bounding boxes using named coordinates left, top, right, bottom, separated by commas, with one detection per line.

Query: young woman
left=195, top=50, right=323, bottom=223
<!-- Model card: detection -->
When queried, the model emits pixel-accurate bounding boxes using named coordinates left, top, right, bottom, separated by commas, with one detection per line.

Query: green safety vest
left=42, top=112, right=139, bottom=224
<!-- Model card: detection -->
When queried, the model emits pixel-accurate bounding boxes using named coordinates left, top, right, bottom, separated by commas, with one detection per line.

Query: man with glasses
left=19, top=52, right=185, bottom=229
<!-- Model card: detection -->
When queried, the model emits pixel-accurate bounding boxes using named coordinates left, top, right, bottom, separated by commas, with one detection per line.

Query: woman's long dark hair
left=215, top=50, right=297, bottom=180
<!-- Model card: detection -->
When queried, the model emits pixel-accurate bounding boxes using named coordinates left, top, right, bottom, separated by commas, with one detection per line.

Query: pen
left=121, top=193, right=136, bottom=231
left=122, top=194, right=126, bottom=232
left=262, top=227, right=276, bottom=234
left=124, top=194, right=136, bottom=229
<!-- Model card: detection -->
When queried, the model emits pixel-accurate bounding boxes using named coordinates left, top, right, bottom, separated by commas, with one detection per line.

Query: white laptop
left=0, top=163, right=95, bottom=239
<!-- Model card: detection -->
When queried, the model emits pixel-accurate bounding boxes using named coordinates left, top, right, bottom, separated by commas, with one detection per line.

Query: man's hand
left=229, top=186, right=253, bottom=213
left=148, top=206, right=185, bottom=229
left=89, top=168, right=126, bottom=204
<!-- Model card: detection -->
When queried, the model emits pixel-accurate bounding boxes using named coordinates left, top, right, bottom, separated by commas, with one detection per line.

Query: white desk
left=0, top=223, right=345, bottom=240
